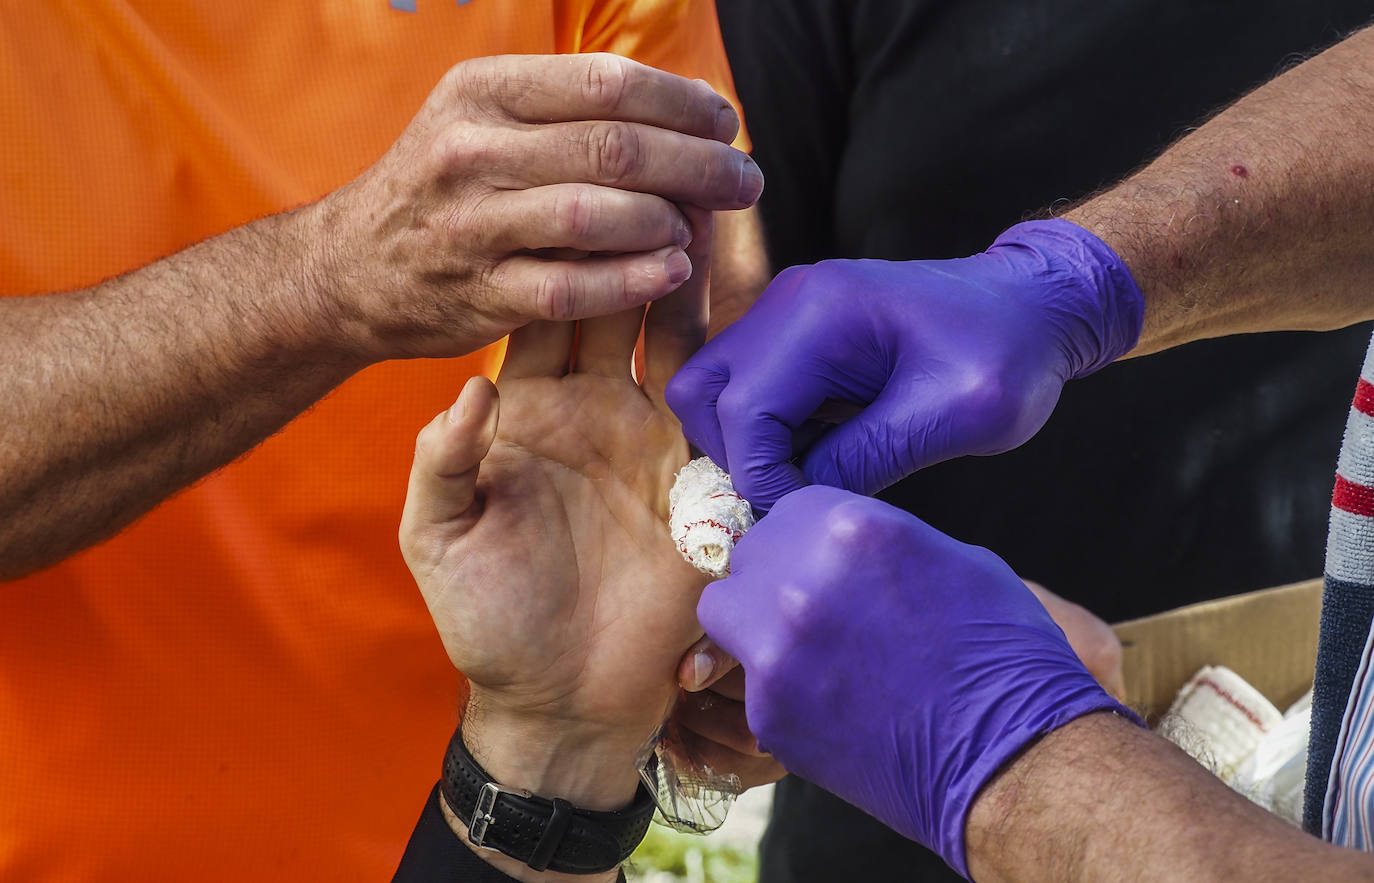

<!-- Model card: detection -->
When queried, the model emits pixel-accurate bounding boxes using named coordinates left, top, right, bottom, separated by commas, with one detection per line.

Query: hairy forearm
left=966, top=713, right=1374, bottom=882
left=1064, top=25, right=1374, bottom=355
left=0, top=203, right=364, bottom=578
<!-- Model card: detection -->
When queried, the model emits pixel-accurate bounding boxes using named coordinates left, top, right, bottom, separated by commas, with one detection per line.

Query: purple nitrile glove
left=666, top=219, right=1143, bottom=511
left=697, top=485, right=1142, bottom=877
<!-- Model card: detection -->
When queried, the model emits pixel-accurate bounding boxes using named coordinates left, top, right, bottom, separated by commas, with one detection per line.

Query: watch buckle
left=468, top=781, right=532, bottom=848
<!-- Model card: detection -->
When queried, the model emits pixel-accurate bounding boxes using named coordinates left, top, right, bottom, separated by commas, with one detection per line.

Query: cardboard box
left=1112, top=578, right=1324, bottom=722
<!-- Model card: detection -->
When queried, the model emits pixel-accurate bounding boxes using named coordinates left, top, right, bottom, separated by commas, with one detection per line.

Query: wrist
left=936, top=677, right=1141, bottom=877
left=992, top=218, right=1145, bottom=378
left=439, top=792, right=622, bottom=883
left=288, top=192, right=385, bottom=367
left=442, top=697, right=651, bottom=883
left=1060, top=192, right=1184, bottom=357
left=964, top=709, right=1147, bottom=883
left=460, top=692, right=646, bottom=811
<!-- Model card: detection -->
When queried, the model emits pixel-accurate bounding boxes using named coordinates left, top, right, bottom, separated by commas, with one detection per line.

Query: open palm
left=401, top=252, right=714, bottom=763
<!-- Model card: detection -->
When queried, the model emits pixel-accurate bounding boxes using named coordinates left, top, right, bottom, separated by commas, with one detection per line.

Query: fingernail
left=691, top=651, right=714, bottom=690
left=675, top=221, right=693, bottom=249
left=665, top=250, right=692, bottom=286
left=714, top=104, right=740, bottom=142
left=738, top=158, right=764, bottom=204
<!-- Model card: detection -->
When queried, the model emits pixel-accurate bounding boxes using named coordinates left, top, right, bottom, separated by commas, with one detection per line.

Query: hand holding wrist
left=309, top=54, right=759, bottom=364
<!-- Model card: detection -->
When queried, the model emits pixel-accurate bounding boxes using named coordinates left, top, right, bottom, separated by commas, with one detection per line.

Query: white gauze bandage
left=1158, top=665, right=1312, bottom=825
left=668, top=457, right=756, bottom=578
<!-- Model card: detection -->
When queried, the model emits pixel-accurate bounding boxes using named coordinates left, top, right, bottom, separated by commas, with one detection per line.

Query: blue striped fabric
left=1312, top=331, right=1374, bottom=842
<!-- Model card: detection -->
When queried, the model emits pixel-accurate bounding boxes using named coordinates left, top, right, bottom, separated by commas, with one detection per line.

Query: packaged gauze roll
left=1158, top=665, right=1311, bottom=824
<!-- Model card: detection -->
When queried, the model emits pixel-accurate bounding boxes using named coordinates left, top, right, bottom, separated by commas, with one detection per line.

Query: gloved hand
left=666, top=219, right=1143, bottom=510
left=696, top=485, right=1141, bottom=876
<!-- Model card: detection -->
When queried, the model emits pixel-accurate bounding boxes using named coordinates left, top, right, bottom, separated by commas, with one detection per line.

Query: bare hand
left=669, top=666, right=786, bottom=790
left=400, top=212, right=719, bottom=807
left=321, top=53, right=761, bottom=361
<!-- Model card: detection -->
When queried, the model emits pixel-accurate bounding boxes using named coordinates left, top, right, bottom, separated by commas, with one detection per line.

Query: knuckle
left=776, top=581, right=824, bottom=637
left=429, top=126, right=488, bottom=175
left=533, top=268, right=580, bottom=321
left=664, top=367, right=702, bottom=415
left=613, top=260, right=646, bottom=307
left=698, top=143, right=739, bottom=193
left=1080, top=628, right=1124, bottom=674
left=967, top=543, right=1008, bottom=577
left=437, top=58, right=472, bottom=94
left=550, top=186, right=599, bottom=243
left=455, top=194, right=500, bottom=252
left=771, top=262, right=842, bottom=320
left=801, top=261, right=850, bottom=299
left=444, top=57, right=495, bottom=107
left=819, top=499, right=878, bottom=553
left=713, top=384, right=753, bottom=427
left=587, top=121, right=642, bottom=184
left=772, top=263, right=813, bottom=289
left=412, top=418, right=445, bottom=462
left=957, top=367, right=1023, bottom=433
left=581, top=53, right=630, bottom=115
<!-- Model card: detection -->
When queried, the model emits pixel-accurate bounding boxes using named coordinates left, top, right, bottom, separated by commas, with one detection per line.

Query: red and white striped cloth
left=1314, top=334, right=1374, bottom=843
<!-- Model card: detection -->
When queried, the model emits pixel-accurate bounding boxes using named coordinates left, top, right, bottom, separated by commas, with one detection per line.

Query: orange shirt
left=0, top=3, right=744, bottom=880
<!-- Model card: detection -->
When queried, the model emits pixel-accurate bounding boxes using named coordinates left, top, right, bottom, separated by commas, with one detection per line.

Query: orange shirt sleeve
left=576, top=0, right=751, bottom=152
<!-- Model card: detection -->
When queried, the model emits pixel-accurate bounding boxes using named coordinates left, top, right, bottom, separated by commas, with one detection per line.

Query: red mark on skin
left=1230, top=164, right=1249, bottom=179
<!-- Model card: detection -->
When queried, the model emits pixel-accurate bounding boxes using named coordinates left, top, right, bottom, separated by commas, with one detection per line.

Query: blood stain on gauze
left=668, top=457, right=756, bottom=578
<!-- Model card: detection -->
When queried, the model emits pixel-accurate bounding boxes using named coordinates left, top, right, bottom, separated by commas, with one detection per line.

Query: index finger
left=460, top=53, right=740, bottom=144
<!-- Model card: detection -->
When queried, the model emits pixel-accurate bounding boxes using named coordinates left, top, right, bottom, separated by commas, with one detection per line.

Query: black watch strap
left=440, top=728, right=655, bottom=875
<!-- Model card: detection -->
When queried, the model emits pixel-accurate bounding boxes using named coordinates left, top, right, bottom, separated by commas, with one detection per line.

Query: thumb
left=401, top=377, right=500, bottom=537
left=676, top=634, right=741, bottom=693
left=696, top=575, right=753, bottom=668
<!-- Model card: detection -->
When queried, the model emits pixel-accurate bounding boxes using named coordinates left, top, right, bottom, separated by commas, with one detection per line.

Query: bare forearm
left=1064, top=26, right=1374, bottom=355
left=0, top=203, right=362, bottom=578
left=0, top=56, right=759, bottom=580
left=967, top=713, right=1374, bottom=882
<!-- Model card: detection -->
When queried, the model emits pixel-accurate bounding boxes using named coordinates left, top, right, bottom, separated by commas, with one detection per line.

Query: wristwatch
left=441, top=728, right=656, bottom=874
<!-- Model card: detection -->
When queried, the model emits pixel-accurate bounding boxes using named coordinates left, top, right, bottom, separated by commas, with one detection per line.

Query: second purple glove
left=697, top=485, right=1141, bottom=876
left=666, top=219, right=1144, bottom=511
